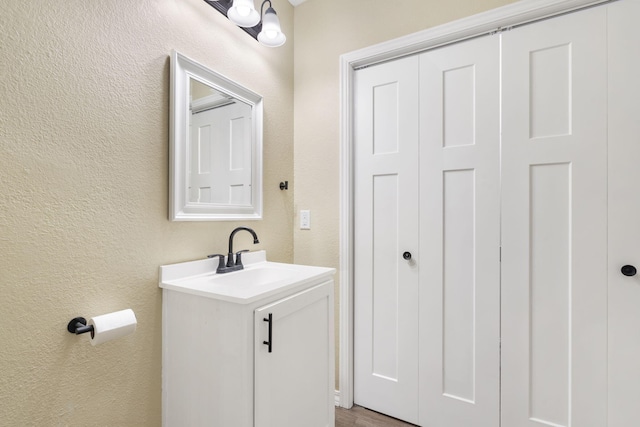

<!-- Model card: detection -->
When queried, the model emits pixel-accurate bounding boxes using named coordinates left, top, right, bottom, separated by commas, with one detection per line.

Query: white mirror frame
left=169, top=50, right=263, bottom=221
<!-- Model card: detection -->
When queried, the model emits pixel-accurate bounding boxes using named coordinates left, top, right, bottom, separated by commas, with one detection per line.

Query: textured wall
left=0, top=0, right=293, bottom=425
left=292, top=0, right=519, bottom=389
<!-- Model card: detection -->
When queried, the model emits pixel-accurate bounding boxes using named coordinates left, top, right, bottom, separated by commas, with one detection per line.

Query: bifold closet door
left=608, top=1, right=640, bottom=425
left=418, top=35, right=501, bottom=427
left=353, top=55, right=420, bottom=424
left=501, top=7, right=608, bottom=427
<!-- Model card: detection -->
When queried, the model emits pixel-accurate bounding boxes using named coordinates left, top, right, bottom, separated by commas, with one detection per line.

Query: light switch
left=300, top=210, right=311, bottom=230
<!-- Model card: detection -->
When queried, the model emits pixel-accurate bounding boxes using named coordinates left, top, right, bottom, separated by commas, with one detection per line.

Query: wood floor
left=335, top=405, right=417, bottom=427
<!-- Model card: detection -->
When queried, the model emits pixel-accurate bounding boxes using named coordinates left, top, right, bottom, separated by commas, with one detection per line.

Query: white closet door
left=501, top=7, right=608, bottom=427
left=418, top=35, right=501, bottom=427
left=353, top=55, right=420, bottom=424
left=608, top=1, right=640, bottom=425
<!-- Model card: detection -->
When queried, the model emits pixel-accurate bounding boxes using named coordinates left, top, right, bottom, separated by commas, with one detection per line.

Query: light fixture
left=227, top=0, right=260, bottom=28
left=257, top=1, right=286, bottom=47
left=204, top=0, right=287, bottom=47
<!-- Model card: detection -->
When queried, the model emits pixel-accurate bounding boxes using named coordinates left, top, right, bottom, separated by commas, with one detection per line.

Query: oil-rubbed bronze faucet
left=208, top=227, right=260, bottom=274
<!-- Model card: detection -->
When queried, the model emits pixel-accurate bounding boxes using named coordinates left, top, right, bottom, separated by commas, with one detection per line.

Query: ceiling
left=288, top=0, right=308, bottom=5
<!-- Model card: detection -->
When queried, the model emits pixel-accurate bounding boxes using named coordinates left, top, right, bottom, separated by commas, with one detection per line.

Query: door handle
left=403, top=251, right=412, bottom=260
left=621, top=265, right=637, bottom=277
left=263, top=313, right=273, bottom=353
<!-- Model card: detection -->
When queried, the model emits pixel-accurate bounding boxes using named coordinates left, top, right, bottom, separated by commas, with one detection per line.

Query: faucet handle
left=208, top=254, right=232, bottom=274
left=207, top=254, right=226, bottom=265
left=235, top=250, right=250, bottom=266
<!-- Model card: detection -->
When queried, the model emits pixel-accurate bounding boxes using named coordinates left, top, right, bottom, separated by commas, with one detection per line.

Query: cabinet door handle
left=263, top=313, right=273, bottom=353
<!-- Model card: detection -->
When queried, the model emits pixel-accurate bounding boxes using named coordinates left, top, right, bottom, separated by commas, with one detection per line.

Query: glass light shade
left=257, top=7, right=286, bottom=47
left=227, top=0, right=260, bottom=27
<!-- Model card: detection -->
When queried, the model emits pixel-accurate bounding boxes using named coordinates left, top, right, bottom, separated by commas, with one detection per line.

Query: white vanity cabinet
left=159, top=251, right=335, bottom=427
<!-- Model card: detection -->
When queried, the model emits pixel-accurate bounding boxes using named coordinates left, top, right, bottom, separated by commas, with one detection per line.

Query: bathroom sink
left=159, top=250, right=335, bottom=304
left=204, top=265, right=299, bottom=287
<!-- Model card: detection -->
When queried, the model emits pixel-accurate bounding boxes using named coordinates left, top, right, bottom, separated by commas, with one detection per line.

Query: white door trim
left=338, top=0, right=613, bottom=409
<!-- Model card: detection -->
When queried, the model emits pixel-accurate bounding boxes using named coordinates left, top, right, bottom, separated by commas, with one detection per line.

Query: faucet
left=208, top=227, right=260, bottom=274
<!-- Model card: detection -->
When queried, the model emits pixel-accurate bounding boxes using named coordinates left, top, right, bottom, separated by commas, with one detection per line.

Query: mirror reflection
left=189, top=78, right=253, bottom=206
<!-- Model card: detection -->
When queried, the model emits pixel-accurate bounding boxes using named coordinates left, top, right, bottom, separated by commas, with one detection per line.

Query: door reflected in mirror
left=170, top=51, right=263, bottom=221
left=189, top=79, right=253, bottom=206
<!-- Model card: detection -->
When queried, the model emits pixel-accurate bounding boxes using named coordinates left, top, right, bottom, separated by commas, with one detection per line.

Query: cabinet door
left=254, top=282, right=334, bottom=427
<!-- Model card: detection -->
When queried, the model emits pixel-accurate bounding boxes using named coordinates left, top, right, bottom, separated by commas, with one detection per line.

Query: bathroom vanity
left=159, top=251, right=335, bottom=427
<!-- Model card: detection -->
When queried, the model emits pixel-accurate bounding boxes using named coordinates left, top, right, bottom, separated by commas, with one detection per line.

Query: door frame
left=338, top=0, right=612, bottom=409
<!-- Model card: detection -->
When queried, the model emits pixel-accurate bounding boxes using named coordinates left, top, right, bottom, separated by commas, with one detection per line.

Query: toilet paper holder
left=67, top=317, right=94, bottom=337
left=66, top=309, right=137, bottom=346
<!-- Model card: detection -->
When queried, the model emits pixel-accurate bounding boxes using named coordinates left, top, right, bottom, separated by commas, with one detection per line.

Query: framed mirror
left=169, top=50, right=263, bottom=221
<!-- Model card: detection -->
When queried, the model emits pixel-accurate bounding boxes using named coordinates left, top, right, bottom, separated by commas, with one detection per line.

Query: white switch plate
left=300, top=210, right=311, bottom=230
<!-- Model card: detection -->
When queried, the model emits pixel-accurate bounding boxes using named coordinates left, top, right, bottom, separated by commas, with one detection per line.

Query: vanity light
left=257, top=1, right=286, bottom=47
left=204, top=0, right=286, bottom=47
left=227, top=0, right=261, bottom=28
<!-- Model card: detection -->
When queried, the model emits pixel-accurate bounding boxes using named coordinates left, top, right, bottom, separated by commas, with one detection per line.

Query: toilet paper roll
left=88, top=309, right=137, bottom=346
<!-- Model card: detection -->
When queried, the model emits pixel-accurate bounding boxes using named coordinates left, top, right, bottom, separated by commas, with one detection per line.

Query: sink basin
left=204, top=265, right=299, bottom=287
left=159, top=250, right=335, bottom=304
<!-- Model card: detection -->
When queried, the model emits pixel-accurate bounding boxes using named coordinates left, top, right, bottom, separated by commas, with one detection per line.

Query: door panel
left=353, top=55, right=420, bottom=424
left=419, top=35, right=501, bottom=427
left=608, top=1, right=640, bottom=425
left=528, top=163, right=571, bottom=425
left=501, top=8, right=608, bottom=427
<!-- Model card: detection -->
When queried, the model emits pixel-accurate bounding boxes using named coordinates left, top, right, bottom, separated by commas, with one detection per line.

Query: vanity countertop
left=159, top=250, right=335, bottom=304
